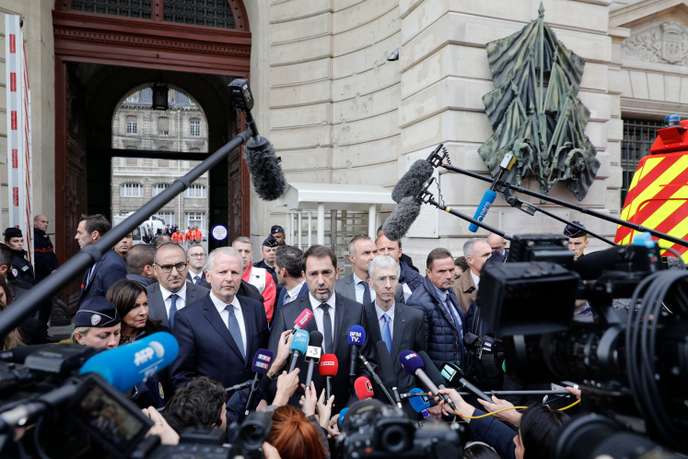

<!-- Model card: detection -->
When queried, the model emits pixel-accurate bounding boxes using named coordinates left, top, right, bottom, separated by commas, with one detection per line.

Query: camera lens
left=379, top=424, right=408, bottom=453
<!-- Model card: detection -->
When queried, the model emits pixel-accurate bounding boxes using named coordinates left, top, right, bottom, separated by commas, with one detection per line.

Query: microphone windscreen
left=408, top=387, right=431, bottom=413
left=319, top=353, right=339, bottom=377
left=382, top=197, right=422, bottom=241
left=399, top=350, right=424, bottom=375
left=337, top=407, right=349, bottom=429
left=245, top=136, right=287, bottom=201
left=308, top=330, right=324, bottom=347
left=347, top=324, right=367, bottom=347
left=374, top=341, right=396, bottom=387
left=293, top=308, right=314, bottom=329
left=391, top=159, right=434, bottom=203
left=291, top=329, right=310, bottom=354
left=354, top=376, right=374, bottom=400
left=79, top=332, right=179, bottom=392
left=417, top=351, right=444, bottom=386
left=251, top=348, right=274, bottom=375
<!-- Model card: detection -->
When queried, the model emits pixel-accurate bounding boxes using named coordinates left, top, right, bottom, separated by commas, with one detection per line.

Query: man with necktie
left=171, top=247, right=269, bottom=388
left=274, top=245, right=308, bottom=311
left=269, top=245, right=368, bottom=410
left=186, top=243, right=210, bottom=288
left=336, top=234, right=377, bottom=305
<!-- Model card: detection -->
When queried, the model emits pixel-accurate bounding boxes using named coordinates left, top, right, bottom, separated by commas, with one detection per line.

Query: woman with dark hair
left=107, top=278, right=164, bottom=344
left=267, top=405, right=327, bottom=459
left=514, top=404, right=567, bottom=459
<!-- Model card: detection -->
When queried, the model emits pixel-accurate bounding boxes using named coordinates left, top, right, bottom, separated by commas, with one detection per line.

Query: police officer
left=3, top=228, right=35, bottom=286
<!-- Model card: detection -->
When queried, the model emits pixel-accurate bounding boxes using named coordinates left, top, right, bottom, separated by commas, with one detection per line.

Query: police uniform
left=3, top=228, right=35, bottom=286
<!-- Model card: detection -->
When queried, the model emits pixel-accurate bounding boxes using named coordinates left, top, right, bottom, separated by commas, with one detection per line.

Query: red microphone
left=354, top=376, right=374, bottom=400
left=293, top=308, right=314, bottom=331
left=319, top=354, right=339, bottom=400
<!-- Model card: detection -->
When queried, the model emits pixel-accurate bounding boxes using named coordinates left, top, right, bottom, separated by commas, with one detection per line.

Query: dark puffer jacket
left=406, top=276, right=469, bottom=368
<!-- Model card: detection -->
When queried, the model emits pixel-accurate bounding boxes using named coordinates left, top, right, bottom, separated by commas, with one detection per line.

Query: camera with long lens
left=337, top=399, right=462, bottom=459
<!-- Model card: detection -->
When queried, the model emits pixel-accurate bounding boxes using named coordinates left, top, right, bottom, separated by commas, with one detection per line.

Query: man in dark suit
left=335, top=234, right=377, bottom=305
left=274, top=245, right=308, bottom=311
left=172, top=247, right=269, bottom=388
left=146, top=243, right=208, bottom=328
left=186, top=243, right=210, bottom=289
left=126, top=243, right=156, bottom=287
left=363, top=255, right=427, bottom=393
left=269, top=245, right=367, bottom=410
left=75, top=214, right=127, bottom=302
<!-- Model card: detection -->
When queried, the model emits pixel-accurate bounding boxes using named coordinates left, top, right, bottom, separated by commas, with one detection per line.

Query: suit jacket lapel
left=152, top=287, right=168, bottom=327
left=202, top=298, right=245, bottom=363
left=333, top=294, right=347, bottom=354
left=364, top=304, right=383, bottom=348
left=240, top=299, right=256, bottom=361
left=391, top=307, right=407, bottom=358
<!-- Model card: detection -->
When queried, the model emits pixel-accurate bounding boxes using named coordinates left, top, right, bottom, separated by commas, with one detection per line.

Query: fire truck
left=615, top=115, right=688, bottom=262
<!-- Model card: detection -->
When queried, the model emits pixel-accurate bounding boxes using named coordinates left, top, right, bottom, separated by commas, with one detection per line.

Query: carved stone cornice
left=622, top=21, right=688, bottom=65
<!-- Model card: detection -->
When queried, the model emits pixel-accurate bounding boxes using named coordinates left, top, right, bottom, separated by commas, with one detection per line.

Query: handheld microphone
left=399, top=350, right=456, bottom=411
left=347, top=325, right=367, bottom=379
left=304, top=331, right=323, bottom=388
left=391, top=159, right=435, bottom=203
left=408, top=387, right=431, bottom=418
left=354, top=376, right=374, bottom=400
left=244, top=349, right=275, bottom=417
left=244, top=135, right=287, bottom=201
left=382, top=196, right=422, bottom=241
left=468, top=189, right=497, bottom=232
left=79, top=332, right=179, bottom=392
left=319, top=354, right=338, bottom=400
left=293, top=308, right=314, bottom=332
left=288, top=329, right=310, bottom=372
left=337, top=407, right=350, bottom=429
left=440, top=361, right=491, bottom=402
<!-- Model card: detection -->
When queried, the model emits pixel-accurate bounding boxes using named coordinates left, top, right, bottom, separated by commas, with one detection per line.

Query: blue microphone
left=337, top=407, right=350, bottom=429
left=79, top=332, right=179, bottom=392
left=468, top=189, right=497, bottom=232
left=288, top=329, right=310, bottom=372
left=408, top=387, right=431, bottom=418
left=347, top=325, right=367, bottom=379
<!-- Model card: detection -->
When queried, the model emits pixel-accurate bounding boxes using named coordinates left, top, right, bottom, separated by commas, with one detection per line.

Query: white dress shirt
left=284, top=280, right=306, bottom=304
left=353, top=272, right=376, bottom=304
left=310, top=292, right=336, bottom=343
left=160, top=283, right=188, bottom=319
left=375, top=302, right=395, bottom=341
left=209, top=291, right=247, bottom=355
left=189, top=270, right=204, bottom=284
left=471, top=270, right=480, bottom=288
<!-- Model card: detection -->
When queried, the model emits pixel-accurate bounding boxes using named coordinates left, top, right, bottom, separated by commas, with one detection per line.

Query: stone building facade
left=0, top=0, right=685, bottom=264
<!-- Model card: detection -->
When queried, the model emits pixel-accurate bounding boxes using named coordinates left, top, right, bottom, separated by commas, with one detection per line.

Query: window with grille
left=152, top=183, right=169, bottom=196
left=621, top=118, right=664, bottom=206
left=155, top=212, right=176, bottom=226
left=185, top=211, right=206, bottom=230
left=164, top=0, right=235, bottom=28
left=70, top=0, right=152, bottom=18
left=158, top=117, right=169, bottom=136
left=190, top=118, right=201, bottom=137
left=120, top=182, right=144, bottom=198
left=126, top=116, right=137, bottom=134
left=185, top=184, right=207, bottom=198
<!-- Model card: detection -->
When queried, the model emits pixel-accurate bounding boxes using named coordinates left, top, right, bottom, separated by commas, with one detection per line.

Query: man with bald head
left=171, top=247, right=269, bottom=389
left=455, top=239, right=492, bottom=314
left=33, top=214, right=59, bottom=283
left=487, top=233, right=508, bottom=264
left=146, top=242, right=208, bottom=327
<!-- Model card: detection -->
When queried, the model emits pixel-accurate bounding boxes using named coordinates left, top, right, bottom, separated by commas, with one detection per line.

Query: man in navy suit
left=171, top=247, right=269, bottom=389
left=274, top=245, right=308, bottom=311
left=75, top=214, right=127, bottom=302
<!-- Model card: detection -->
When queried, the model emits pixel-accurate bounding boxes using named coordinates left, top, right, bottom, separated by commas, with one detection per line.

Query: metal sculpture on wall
left=479, top=4, right=600, bottom=201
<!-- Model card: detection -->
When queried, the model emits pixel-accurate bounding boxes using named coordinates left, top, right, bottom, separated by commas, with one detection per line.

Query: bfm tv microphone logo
left=349, top=330, right=364, bottom=345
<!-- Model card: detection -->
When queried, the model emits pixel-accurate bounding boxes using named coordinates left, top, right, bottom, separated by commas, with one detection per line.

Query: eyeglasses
left=156, top=262, right=187, bottom=273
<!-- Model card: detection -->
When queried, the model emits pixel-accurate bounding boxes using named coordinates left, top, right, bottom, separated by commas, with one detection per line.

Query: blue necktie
left=381, top=313, right=393, bottom=353
left=168, top=293, right=178, bottom=328
left=359, top=281, right=372, bottom=305
left=226, top=304, right=245, bottom=359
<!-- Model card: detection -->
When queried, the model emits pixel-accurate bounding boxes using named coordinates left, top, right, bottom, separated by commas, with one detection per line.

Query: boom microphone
left=244, top=349, right=274, bottom=417
left=391, top=159, right=434, bottom=203
left=244, top=135, right=287, bottom=201
left=382, top=196, right=422, bottom=240
left=288, top=329, right=310, bottom=372
left=354, top=376, right=375, bottom=400
left=399, top=350, right=456, bottom=411
left=468, top=189, right=497, bottom=232
left=304, top=331, right=323, bottom=388
left=319, top=354, right=338, bottom=400
left=79, top=332, right=179, bottom=392
left=347, top=325, right=367, bottom=379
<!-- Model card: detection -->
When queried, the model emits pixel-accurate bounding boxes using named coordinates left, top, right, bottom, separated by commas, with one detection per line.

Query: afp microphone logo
left=134, top=341, right=165, bottom=367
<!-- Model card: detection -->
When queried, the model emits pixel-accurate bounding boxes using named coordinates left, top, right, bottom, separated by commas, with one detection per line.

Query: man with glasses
left=186, top=243, right=210, bottom=289
left=146, top=242, right=209, bottom=327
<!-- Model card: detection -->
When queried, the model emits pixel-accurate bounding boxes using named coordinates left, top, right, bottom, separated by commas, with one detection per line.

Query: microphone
left=408, top=387, right=431, bottom=418
left=347, top=325, right=367, bottom=379
left=382, top=196, right=422, bottom=240
left=354, top=376, right=374, bottom=400
left=440, top=361, right=491, bottom=402
left=304, top=331, right=323, bottom=388
left=375, top=341, right=402, bottom=408
left=319, top=354, right=338, bottom=400
left=399, top=350, right=456, bottom=411
left=79, top=332, right=179, bottom=392
left=244, top=135, right=287, bottom=201
left=468, top=189, right=497, bottom=232
left=293, top=308, right=314, bottom=332
left=337, top=407, right=349, bottom=429
left=391, top=159, right=434, bottom=203
left=244, top=348, right=274, bottom=416
left=225, top=379, right=253, bottom=393
left=288, top=329, right=310, bottom=372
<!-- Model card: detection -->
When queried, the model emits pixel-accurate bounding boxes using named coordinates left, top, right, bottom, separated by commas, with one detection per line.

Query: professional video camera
left=336, top=398, right=462, bottom=459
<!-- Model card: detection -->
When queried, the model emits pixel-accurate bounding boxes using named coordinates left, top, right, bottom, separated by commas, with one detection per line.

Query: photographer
left=163, top=376, right=227, bottom=436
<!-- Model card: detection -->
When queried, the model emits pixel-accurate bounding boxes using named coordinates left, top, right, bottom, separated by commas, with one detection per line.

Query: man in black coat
left=268, top=245, right=368, bottom=411
left=33, top=214, right=59, bottom=282
left=172, top=247, right=269, bottom=389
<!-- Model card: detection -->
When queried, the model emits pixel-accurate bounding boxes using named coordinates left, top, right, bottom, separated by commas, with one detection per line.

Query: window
left=185, top=184, right=207, bottom=198
left=621, top=118, right=664, bottom=206
left=126, top=116, right=137, bottom=134
left=152, top=183, right=169, bottom=196
left=158, top=116, right=169, bottom=136
left=70, top=0, right=152, bottom=18
left=185, top=211, right=206, bottom=230
left=190, top=118, right=201, bottom=137
left=164, top=0, right=235, bottom=29
left=120, top=182, right=143, bottom=198
left=155, top=211, right=176, bottom=226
